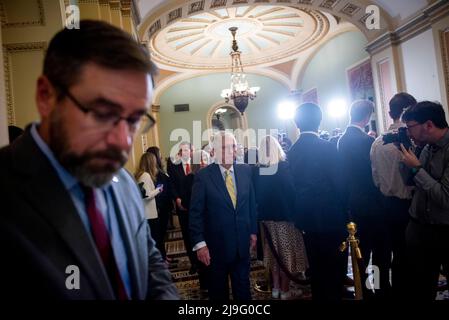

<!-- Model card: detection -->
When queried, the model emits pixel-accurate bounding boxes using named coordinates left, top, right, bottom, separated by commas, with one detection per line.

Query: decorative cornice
left=440, top=29, right=449, bottom=106
left=121, top=0, right=131, bottom=8
left=366, top=0, right=449, bottom=55
left=3, top=42, right=47, bottom=125
left=121, top=8, right=131, bottom=17
left=121, top=0, right=132, bottom=17
left=188, top=0, right=205, bottom=15
left=320, top=0, right=340, bottom=10
left=131, top=0, right=141, bottom=25
left=2, top=47, right=14, bottom=125
left=151, top=105, right=161, bottom=113
left=109, top=1, right=121, bottom=11
left=3, top=41, right=47, bottom=53
left=0, top=0, right=45, bottom=28
left=366, top=32, right=399, bottom=55
left=210, top=0, right=227, bottom=9
left=78, top=0, right=100, bottom=4
left=140, top=0, right=392, bottom=45
left=340, top=3, right=361, bottom=18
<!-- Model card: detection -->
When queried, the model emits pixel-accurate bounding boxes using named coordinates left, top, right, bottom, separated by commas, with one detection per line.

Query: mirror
left=212, top=105, right=242, bottom=131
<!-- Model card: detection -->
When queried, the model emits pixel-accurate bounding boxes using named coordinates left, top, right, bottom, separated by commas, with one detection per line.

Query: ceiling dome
left=149, top=5, right=330, bottom=70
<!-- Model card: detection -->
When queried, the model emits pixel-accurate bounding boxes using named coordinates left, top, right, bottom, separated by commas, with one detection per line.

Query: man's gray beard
left=67, top=165, right=115, bottom=188
left=48, top=111, right=126, bottom=188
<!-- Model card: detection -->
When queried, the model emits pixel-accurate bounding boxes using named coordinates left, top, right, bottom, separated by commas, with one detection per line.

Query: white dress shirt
left=370, top=122, right=414, bottom=199
left=348, top=124, right=366, bottom=134
left=300, top=131, right=320, bottom=137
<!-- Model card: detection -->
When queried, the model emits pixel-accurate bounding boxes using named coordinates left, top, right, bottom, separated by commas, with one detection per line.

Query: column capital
left=151, top=105, right=160, bottom=113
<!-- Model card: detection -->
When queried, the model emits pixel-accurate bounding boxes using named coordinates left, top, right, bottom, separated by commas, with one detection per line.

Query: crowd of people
left=135, top=93, right=448, bottom=302
left=1, top=20, right=448, bottom=302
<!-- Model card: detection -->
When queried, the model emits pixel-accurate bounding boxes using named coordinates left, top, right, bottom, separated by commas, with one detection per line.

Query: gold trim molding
left=151, top=105, right=160, bottom=113
left=367, top=0, right=449, bottom=55
left=441, top=28, right=449, bottom=107
left=3, top=42, right=47, bottom=125
left=78, top=0, right=100, bottom=4
left=0, top=0, right=45, bottom=28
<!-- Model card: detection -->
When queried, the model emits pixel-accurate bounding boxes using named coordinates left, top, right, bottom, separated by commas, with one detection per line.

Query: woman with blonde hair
left=135, top=152, right=164, bottom=257
left=254, top=135, right=308, bottom=300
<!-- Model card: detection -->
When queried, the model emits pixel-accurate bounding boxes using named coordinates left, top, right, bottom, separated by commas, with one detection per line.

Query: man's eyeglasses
left=406, top=123, right=421, bottom=130
left=59, top=86, right=155, bottom=134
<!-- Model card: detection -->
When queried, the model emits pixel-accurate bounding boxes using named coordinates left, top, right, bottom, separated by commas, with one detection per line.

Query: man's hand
left=400, top=144, right=421, bottom=168
left=250, top=234, right=257, bottom=251
left=176, top=198, right=187, bottom=211
left=197, top=246, right=210, bottom=266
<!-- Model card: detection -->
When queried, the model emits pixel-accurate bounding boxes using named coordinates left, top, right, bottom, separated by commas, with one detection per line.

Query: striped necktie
left=225, top=170, right=237, bottom=209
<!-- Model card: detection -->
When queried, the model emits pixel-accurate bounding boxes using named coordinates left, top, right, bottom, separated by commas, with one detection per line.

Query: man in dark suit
left=189, top=131, right=258, bottom=300
left=288, top=103, right=347, bottom=301
left=0, top=20, right=178, bottom=300
left=338, top=99, right=390, bottom=299
left=167, top=142, right=198, bottom=274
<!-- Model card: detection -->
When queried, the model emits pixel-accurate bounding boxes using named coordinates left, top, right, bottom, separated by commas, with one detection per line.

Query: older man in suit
left=288, top=103, right=347, bottom=301
left=189, top=131, right=258, bottom=301
left=0, top=20, right=178, bottom=300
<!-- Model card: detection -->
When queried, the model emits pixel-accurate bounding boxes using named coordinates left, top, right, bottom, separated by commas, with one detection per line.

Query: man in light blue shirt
left=0, top=20, right=178, bottom=300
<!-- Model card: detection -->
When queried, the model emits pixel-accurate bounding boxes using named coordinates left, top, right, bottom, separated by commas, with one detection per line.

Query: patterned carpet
left=165, top=221, right=448, bottom=300
left=165, top=227, right=311, bottom=300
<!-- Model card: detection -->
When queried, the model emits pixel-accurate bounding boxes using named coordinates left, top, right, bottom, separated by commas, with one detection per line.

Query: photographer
left=400, top=101, right=449, bottom=300
left=370, top=92, right=416, bottom=297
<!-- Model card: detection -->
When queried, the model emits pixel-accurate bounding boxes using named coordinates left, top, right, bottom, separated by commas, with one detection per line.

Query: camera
left=382, top=127, right=413, bottom=150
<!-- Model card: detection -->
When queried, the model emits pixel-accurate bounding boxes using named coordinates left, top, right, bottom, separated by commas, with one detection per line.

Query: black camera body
left=382, top=127, right=412, bottom=150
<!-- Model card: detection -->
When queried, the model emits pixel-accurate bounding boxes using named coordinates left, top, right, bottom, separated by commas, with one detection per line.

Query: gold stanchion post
left=339, top=222, right=363, bottom=300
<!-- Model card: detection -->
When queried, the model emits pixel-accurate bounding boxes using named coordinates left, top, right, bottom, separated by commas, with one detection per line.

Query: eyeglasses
left=406, top=123, right=421, bottom=130
left=59, top=86, right=155, bottom=134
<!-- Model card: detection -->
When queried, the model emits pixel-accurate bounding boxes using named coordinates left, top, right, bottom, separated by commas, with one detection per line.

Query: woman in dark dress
left=253, top=135, right=308, bottom=300
left=146, top=146, right=174, bottom=262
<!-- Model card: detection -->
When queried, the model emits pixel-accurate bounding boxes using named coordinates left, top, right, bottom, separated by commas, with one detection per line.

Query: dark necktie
left=83, top=186, right=129, bottom=300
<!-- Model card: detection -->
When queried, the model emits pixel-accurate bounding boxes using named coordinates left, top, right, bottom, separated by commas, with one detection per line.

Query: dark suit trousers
left=383, top=196, right=410, bottom=297
left=179, top=208, right=210, bottom=289
left=157, top=206, right=171, bottom=259
left=353, top=212, right=392, bottom=299
left=177, top=208, right=196, bottom=265
left=405, top=219, right=449, bottom=301
left=148, top=218, right=164, bottom=259
left=208, top=255, right=252, bottom=301
left=303, top=232, right=347, bottom=301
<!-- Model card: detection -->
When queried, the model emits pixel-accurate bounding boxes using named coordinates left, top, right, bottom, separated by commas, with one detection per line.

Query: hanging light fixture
left=220, top=27, right=260, bottom=114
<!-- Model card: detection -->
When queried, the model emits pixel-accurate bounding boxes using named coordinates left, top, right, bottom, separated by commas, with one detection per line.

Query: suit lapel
left=14, top=130, right=114, bottom=299
left=210, top=164, right=234, bottom=211
left=109, top=181, right=144, bottom=299
left=176, top=163, right=185, bottom=177
left=234, top=165, right=243, bottom=211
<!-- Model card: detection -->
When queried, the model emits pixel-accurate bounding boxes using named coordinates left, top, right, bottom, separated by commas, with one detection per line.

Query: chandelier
left=220, top=27, right=260, bottom=114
